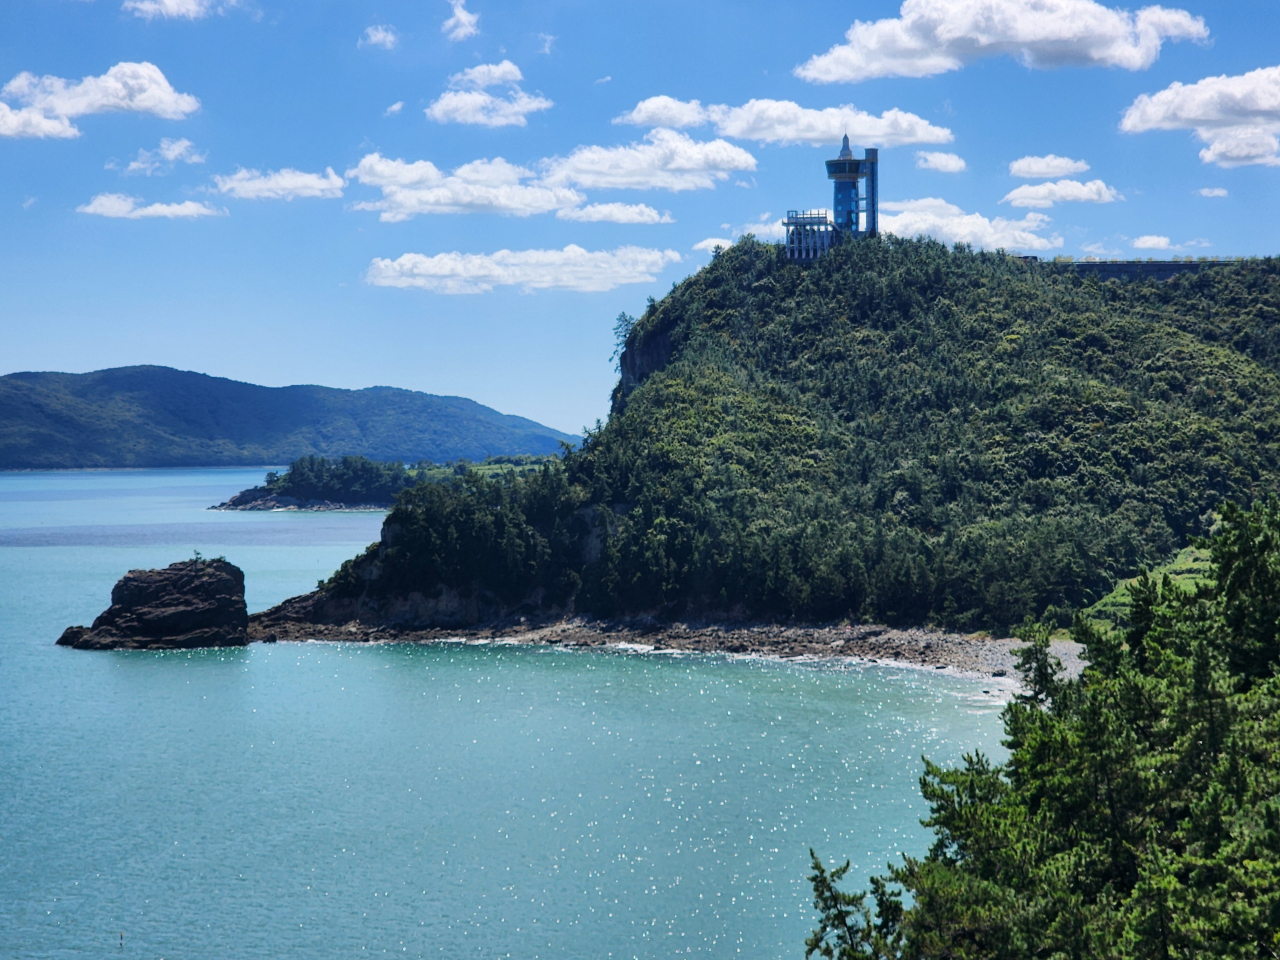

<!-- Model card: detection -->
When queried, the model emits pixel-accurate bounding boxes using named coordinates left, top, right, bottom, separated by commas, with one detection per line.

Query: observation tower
left=784, top=136, right=879, bottom=261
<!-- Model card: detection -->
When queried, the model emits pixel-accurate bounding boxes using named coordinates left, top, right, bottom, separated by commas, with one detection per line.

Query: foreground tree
left=809, top=500, right=1280, bottom=958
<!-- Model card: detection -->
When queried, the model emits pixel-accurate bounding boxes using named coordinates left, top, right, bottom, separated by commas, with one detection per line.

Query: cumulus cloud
left=1121, top=64, right=1280, bottom=167
left=426, top=60, right=552, bottom=127
left=916, top=150, right=966, bottom=172
left=616, top=95, right=952, bottom=147
left=556, top=203, right=673, bottom=224
left=122, top=0, right=233, bottom=19
left=796, top=0, right=1208, bottom=84
left=1132, top=235, right=1172, bottom=249
left=1001, top=178, right=1122, bottom=208
left=1199, top=187, right=1228, bottom=197
left=384, top=101, right=404, bottom=116
left=347, top=153, right=583, bottom=221
left=616, top=95, right=712, bottom=129
left=1009, top=154, right=1090, bottom=177
left=0, top=61, right=199, bottom=139
left=214, top=167, right=345, bottom=200
left=1081, top=241, right=1122, bottom=256
left=442, top=0, right=479, bottom=41
left=77, top=192, right=221, bottom=219
left=122, top=136, right=205, bottom=175
left=542, top=128, right=757, bottom=192
left=880, top=197, right=1063, bottom=251
left=360, top=25, right=398, bottom=49
left=690, top=214, right=785, bottom=254
left=366, top=245, right=682, bottom=294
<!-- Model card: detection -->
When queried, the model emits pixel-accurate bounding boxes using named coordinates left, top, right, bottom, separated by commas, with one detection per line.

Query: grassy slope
left=0, top=366, right=578, bottom=469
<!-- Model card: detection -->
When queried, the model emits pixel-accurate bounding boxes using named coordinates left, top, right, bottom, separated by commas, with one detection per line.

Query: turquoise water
left=0, top=469, right=1008, bottom=959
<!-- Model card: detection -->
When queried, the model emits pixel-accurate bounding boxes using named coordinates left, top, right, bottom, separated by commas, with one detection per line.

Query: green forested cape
left=329, top=238, right=1280, bottom=631
left=806, top=500, right=1280, bottom=958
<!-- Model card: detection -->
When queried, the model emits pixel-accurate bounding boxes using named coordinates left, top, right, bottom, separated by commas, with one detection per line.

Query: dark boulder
left=57, top=559, right=249, bottom=650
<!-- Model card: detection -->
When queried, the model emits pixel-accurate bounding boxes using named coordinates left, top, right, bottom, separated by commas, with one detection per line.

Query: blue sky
left=2, top=0, right=1277, bottom=434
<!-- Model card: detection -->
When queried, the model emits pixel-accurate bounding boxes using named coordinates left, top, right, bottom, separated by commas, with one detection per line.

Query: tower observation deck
left=784, top=135, right=879, bottom=261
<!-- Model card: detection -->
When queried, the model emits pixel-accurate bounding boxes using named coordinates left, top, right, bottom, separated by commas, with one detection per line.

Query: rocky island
left=57, top=558, right=249, bottom=650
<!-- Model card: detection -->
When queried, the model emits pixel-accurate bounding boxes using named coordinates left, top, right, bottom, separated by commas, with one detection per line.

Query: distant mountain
left=0, top=366, right=578, bottom=469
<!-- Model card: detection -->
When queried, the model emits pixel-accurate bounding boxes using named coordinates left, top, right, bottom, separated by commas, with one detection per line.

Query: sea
left=0, top=468, right=1009, bottom=959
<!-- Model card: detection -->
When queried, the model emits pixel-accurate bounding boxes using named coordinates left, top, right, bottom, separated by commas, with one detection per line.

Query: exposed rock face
left=57, top=559, right=249, bottom=650
left=612, top=327, right=672, bottom=414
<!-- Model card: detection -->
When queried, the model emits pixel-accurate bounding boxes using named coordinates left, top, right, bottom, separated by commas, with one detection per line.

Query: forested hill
left=315, top=238, right=1280, bottom=632
left=0, top=366, right=578, bottom=469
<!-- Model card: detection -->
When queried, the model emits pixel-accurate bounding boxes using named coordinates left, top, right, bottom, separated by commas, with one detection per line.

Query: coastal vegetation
left=0, top=365, right=577, bottom=469
left=806, top=500, right=1280, bottom=958
left=324, top=237, right=1280, bottom=632
left=257, top=453, right=556, bottom=506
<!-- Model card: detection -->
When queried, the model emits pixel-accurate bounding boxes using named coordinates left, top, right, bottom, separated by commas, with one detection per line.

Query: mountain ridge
left=0, top=365, right=578, bottom=469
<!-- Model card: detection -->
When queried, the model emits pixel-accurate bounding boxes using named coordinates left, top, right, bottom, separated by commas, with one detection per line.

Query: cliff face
left=612, top=327, right=672, bottom=415
left=58, top=559, right=249, bottom=650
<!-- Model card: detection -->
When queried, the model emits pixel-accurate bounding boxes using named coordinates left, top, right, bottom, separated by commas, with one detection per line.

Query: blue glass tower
left=784, top=137, right=879, bottom=260
left=825, top=135, right=878, bottom=239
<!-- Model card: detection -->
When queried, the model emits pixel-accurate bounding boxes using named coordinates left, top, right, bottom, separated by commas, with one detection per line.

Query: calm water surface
left=0, top=469, right=1008, bottom=959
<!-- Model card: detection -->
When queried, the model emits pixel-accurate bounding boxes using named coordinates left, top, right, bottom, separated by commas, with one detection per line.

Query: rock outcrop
left=57, top=559, right=249, bottom=650
left=211, top=487, right=389, bottom=511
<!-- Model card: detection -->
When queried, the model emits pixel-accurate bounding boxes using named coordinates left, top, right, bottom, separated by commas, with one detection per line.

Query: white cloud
left=796, top=0, right=1208, bottom=83
left=692, top=213, right=786, bottom=252
left=712, top=100, right=951, bottom=148
left=384, top=101, right=404, bottom=117
left=616, top=96, right=710, bottom=129
left=1001, top=178, right=1122, bottom=208
left=426, top=61, right=552, bottom=127
left=556, top=203, right=673, bottom=224
left=880, top=197, right=1063, bottom=251
left=1121, top=65, right=1280, bottom=167
left=616, top=95, right=952, bottom=147
left=0, top=103, right=75, bottom=138
left=366, top=245, right=682, bottom=294
left=442, top=0, right=479, bottom=42
left=1198, top=187, right=1228, bottom=197
left=122, top=0, right=233, bottom=19
left=0, top=62, right=199, bottom=139
left=125, top=137, right=205, bottom=175
left=77, top=192, right=221, bottom=219
left=360, top=25, right=399, bottom=50
left=347, top=153, right=583, bottom=221
left=916, top=150, right=966, bottom=172
left=727, top=213, right=787, bottom=241
left=426, top=89, right=553, bottom=127
left=542, top=128, right=757, bottom=192
left=449, top=61, right=524, bottom=89
left=1009, top=154, right=1090, bottom=177
left=538, top=33, right=556, bottom=55
left=214, top=167, right=345, bottom=200
left=1081, top=241, right=1121, bottom=256
left=1133, top=234, right=1172, bottom=249
left=595, top=76, right=612, bottom=85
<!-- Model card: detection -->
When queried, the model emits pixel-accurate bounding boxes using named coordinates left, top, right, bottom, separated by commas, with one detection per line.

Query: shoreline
left=247, top=616, right=1085, bottom=683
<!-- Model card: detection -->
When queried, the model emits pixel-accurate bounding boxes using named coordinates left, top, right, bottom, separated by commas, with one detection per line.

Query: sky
left=2, top=0, right=1278, bottom=434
